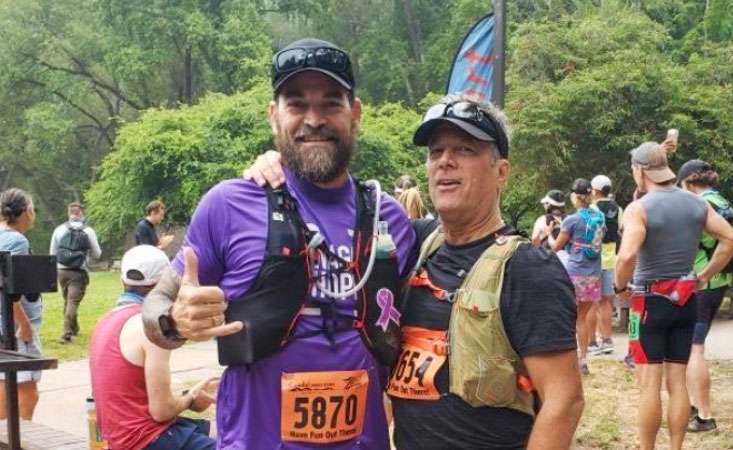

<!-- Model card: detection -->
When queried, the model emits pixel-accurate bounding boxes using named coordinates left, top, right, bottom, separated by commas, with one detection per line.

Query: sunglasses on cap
left=424, top=101, right=487, bottom=123
left=422, top=101, right=508, bottom=157
left=274, top=47, right=352, bottom=83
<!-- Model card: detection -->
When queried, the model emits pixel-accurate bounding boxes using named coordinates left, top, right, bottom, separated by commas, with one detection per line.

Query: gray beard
left=275, top=131, right=356, bottom=184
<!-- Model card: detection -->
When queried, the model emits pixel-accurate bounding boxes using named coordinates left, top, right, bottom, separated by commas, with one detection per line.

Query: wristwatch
left=613, top=284, right=628, bottom=294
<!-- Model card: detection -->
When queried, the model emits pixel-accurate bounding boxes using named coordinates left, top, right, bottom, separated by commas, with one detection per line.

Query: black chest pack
left=596, top=200, right=620, bottom=250
left=217, top=182, right=402, bottom=367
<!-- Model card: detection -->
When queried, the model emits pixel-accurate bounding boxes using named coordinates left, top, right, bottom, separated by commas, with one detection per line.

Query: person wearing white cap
left=615, top=142, right=733, bottom=450
left=90, top=246, right=219, bottom=450
left=588, top=175, right=623, bottom=358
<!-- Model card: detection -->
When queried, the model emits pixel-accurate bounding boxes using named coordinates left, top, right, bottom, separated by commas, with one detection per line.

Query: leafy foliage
left=0, top=0, right=731, bottom=248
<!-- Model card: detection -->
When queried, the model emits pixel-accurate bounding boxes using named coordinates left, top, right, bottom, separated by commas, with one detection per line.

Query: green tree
left=86, top=80, right=425, bottom=248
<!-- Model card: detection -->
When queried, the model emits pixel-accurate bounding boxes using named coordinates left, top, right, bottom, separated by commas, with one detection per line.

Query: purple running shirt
left=173, top=169, right=416, bottom=449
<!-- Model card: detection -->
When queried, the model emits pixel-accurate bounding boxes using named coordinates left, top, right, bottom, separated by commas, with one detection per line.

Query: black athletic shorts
left=692, top=286, right=727, bottom=345
left=628, top=293, right=697, bottom=364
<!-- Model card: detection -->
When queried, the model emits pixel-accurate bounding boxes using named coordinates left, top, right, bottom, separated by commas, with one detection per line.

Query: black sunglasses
left=273, top=47, right=354, bottom=90
left=275, top=47, right=350, bottom=74
left=424, top=101, right=508, bottom=157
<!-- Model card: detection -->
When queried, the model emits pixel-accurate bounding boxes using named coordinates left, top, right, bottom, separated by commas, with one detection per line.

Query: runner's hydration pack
left=596, top=199, right=620, bottom=250
left=701, top=191, right=733, bottom=273
left=574, top=208, right=605, bottom=260
left=57, top=223, right=90, bottom=268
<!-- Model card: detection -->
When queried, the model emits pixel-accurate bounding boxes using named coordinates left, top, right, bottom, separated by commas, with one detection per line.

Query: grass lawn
left=40, top=271, right=122, bottom=361
left=576, top=359, right=733, bottom=450
left=35, top=273, right=733, bottom=448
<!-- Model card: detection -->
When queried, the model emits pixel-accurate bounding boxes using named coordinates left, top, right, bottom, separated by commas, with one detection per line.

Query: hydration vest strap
left=409, top=270, right=449, bottom=301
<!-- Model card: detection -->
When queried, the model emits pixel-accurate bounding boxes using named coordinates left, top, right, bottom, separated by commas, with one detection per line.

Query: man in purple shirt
left=142, top=38, right=415, bottom=449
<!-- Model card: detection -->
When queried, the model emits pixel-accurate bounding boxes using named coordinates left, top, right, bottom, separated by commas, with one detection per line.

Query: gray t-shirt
left=561, top=211, right=602, bottom=277
left=634, top=187, right=707, bottom=284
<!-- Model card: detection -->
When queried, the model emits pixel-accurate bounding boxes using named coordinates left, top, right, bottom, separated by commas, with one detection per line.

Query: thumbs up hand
left=171, top=247, right=243, bottom=341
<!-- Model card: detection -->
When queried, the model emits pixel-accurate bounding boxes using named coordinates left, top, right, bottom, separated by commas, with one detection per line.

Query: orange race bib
left=281, top=369, right=369, bottom=444
left=387, top=327, right=447, bottom=401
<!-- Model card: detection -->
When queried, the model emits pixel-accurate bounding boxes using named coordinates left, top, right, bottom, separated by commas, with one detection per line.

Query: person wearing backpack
left=588, top=175, right=623, bottom=357
left=49, top=202, right=102, bottom=343
left=548, top=178, right=605, bottom=376
left=677, top=159, right=733, bottom=433
left=615, top=143, right=733, bottom=450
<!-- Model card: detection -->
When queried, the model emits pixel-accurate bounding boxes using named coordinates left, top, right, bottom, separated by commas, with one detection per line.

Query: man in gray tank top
left=614, top=141, right=733, bottom=450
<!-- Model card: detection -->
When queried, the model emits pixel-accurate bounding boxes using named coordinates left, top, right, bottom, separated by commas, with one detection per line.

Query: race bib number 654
left=281, top=370, right=369, bottom=444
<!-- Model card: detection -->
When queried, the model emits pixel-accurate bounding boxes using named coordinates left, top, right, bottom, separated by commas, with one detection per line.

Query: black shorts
left=692, top=287, right=727, bottom=345
left=628, top=294, right=697, bottom=364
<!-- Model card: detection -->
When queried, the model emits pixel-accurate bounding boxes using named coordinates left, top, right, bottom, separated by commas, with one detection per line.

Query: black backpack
left=596, top=200, right=620, bottom=250
left=57, top=223, right=90, bottom=269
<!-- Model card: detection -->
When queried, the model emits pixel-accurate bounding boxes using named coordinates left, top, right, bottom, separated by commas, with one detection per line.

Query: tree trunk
left=400, top=0, right=423, bottom=64
left=184, top=45, right=193, bottom=105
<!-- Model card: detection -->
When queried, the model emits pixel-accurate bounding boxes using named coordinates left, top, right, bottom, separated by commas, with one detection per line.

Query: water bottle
left=375, top=221, right=397, bottom=259
left=86, top=397, right=108, bottom=450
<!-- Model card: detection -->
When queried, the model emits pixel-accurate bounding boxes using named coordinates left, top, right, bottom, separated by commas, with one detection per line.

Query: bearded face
left=274, top=121, right=356, bottom=184
left=269, top=71, right=361, bottom=184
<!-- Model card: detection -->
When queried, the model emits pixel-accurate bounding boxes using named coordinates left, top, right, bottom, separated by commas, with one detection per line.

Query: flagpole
left=492, top=0, right=506, bottom=108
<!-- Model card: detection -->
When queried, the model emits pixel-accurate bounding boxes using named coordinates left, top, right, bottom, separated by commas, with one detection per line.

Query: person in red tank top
left=90, top=245, right=219, bottom=450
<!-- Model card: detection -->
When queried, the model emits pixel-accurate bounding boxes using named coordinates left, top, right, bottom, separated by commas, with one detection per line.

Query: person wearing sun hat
left=532, top=190, right=566, bottom=247
left=615, top=142, right=733, bottom=450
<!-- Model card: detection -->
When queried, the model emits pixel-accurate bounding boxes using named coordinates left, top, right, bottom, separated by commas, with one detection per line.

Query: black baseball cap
left=677, top=159, right=712, bottom=185
left=571, top=178, right=592, bottom=195
left=272, top=38, right=355, bottom=93
left=413, top=101, right=509, bottom=158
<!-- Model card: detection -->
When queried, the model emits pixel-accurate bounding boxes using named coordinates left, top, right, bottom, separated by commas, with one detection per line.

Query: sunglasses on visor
left=424, top=101, right=488, bottom=123
left=274, top=47, right=351, bottom=77
left=423, top=101, right=508, bottom=157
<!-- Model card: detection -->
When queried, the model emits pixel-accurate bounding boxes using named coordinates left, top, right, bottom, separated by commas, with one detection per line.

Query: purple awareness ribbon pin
left=375, top=288, right=401, bottom=332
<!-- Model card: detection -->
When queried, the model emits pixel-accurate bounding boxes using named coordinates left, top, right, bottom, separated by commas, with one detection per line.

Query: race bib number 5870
left=281, top=370, right=369, bottom=444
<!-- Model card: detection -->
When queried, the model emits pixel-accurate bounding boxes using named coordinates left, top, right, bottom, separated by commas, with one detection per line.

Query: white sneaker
left=600, top=340, right=614, bottom=354
left=587, top=342, right=603, bottom=356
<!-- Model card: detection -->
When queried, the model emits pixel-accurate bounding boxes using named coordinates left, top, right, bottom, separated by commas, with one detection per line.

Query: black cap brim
left=413, top=117, right=494, bottom=146
left=273, top=68, right=353, bottom=93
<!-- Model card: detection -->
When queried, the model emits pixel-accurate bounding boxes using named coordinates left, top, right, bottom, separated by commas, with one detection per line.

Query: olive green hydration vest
left=415, top=228, right=535, bottom=416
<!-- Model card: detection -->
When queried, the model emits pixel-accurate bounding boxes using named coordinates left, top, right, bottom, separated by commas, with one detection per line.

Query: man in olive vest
left=384, top=93, right=583, bottom=449
left=241, top=94, right=585, bottom=449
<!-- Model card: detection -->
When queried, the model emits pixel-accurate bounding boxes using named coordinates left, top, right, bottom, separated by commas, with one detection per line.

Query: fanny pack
left=634, top=276, right=697, bottom=307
